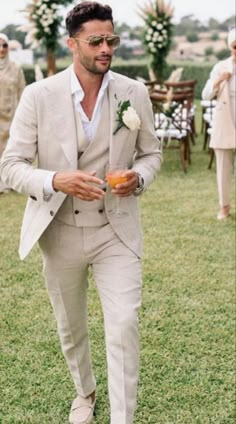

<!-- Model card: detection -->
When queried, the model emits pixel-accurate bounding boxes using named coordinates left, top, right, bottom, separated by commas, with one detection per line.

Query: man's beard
left=83, top=55, right=112, bottom=75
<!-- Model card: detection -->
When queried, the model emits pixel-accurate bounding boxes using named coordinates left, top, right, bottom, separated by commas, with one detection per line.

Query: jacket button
left=74, top=210, right=80, bottom=214
left=98, top=209, right=103, bottom=214
left=50, top=210, right=54, bottom=216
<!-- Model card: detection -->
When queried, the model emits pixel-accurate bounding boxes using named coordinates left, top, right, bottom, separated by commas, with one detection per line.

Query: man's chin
left=93, top=65, right=111, bottom=75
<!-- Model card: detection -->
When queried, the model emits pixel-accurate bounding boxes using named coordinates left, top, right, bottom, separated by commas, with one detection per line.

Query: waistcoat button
left=98, top=209, right=103, bottom=214
left=50, top=210, right=54, bottom=216
left=74, top=210, right=80, bottom=215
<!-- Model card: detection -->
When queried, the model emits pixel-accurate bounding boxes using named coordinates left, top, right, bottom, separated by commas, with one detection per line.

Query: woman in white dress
left=0, top=33, right=25, bottom=193
left=202, top=28, right=236, bottom=220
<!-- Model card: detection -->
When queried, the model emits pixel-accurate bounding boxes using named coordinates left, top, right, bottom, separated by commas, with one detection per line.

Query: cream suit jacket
left=202, top=57, right=236, bottom=150
left=0, top=67, right=162, bottom=260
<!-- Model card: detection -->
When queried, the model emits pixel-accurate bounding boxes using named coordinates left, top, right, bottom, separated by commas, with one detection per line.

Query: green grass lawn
left=0, top=107, right=235, bottom=423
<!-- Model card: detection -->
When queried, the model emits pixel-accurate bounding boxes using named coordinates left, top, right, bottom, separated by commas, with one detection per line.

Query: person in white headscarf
left=202, top=28, right=236, bottom=220
left=0, top=33, right=26, bottom=193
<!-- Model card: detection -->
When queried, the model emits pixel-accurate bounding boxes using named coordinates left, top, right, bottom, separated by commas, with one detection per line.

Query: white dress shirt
left=44, top=66, right=114, bottom=195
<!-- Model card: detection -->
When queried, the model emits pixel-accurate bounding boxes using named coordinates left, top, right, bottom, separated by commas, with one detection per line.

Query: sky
left=0, top=0, right=235, bottom=30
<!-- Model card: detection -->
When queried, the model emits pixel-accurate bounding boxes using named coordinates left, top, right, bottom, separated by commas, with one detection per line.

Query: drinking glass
left=106, top=164, right=128, bottom=215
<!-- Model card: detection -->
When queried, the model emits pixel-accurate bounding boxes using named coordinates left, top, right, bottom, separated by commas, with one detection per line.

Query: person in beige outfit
left=0, top=33, right=25, bottom=193
left=0, top=3, right=162, bottom=424
left=202, top=28, right=236, bottom=220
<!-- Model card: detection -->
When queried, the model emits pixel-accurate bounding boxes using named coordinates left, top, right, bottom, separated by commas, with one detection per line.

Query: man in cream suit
left=0, top=2, right=162, bottom=424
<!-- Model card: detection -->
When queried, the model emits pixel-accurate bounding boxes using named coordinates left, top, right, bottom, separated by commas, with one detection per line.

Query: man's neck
left=74, top=64, right=104, bottom=97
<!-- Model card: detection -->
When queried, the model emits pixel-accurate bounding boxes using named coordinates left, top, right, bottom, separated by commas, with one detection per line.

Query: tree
left=173, top=15, right=206, bottom=35
left=208, top=18, right=220, bottom=30
left=19, top=0, right=71, bottom=75
left=205, top=47, right=214, bottom=56
left=215, top=48, right=230, bottom=60
left=0, top=24, right=27, bottom=47
left=186, top=32, right=199, bottom=43
left=211, top=32, right=219, bottom=41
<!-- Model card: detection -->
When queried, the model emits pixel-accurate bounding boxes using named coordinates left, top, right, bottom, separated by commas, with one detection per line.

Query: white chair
left=201, top=99, right=216, bottom=150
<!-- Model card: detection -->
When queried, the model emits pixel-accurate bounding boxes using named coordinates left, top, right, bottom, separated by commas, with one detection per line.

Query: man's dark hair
left=66, top=2, right=114, bottom=37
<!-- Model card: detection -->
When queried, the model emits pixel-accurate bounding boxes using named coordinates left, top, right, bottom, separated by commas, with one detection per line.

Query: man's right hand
left=52, top=170, right=106, bottom=201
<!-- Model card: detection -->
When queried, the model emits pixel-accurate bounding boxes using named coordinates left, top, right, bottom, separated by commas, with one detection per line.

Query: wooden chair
left=135, top=76, right=160, bottom=95
left=163, top=80, right=197, bottom=145
left=150, top=90, right=193, bottom=173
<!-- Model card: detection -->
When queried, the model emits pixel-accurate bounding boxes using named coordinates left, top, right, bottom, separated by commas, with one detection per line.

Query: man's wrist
left=134, top=173, right=144, bottom=196
left=52, top=172, right=59, bottom=192
left=43, top=171, right=58, bottom=196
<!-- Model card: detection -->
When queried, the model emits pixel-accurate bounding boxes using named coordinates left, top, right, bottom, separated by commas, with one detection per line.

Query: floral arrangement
left=154, top=88, right=179, bottom=130
left=161, top=101, right=178, bottom=119
left=139, top=0, right=174, bottom=83
left=19, top=0, right=71, bottom=51
left=113, top=100, right=141, bottom=135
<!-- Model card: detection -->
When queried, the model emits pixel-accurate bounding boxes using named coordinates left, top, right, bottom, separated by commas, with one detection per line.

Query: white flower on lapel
left=113, top=99, right=141, bottom=135
left=123, top=107, right=141, bottom=131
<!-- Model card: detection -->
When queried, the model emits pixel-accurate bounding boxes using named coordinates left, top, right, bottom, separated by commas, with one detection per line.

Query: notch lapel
left=108, top=77, right=137, bottom=165
left=47, top=70, right=78, bottom=168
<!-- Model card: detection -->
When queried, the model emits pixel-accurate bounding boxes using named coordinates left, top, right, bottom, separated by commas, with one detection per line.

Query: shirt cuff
left=43, top=171, right=57, bottom=195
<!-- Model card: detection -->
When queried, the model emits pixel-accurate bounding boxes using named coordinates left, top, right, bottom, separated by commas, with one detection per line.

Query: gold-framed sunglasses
left=73, top=34, right=120, bottom=49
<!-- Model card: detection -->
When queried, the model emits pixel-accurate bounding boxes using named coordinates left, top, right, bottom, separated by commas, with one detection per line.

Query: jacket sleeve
left=132, top=82, right=162, bottom=188
left=202, top=61, right=225, bottom=100
left=0, top=84, right=52, bottom=203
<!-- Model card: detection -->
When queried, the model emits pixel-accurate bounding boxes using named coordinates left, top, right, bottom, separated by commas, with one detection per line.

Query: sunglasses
left=73, top=34, right=120, bottom=49
left=0, top=43, right=8, bottom=48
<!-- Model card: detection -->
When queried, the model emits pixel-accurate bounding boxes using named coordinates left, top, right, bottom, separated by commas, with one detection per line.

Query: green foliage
left=0, top=24, right=27, bottom=47
left=113, top=99, right=131, bottom=134
left=205, top=47, right=214, bottom=56
left=173, top=15, right=207, bottom=36
left=186, top=32, right=199, bottom=43
left=215, top=48, right=231, bottom=60
left=115, top=45, right=134, bottom=60
left=180, top=63, right=213, bottom=98
left=210, top=32, right=219, bottom=41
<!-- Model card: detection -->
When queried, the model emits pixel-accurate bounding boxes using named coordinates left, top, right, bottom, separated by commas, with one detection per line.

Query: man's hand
left=110, top=170, right=139, bottom=197
left=53, top=170, right=106, bottom=201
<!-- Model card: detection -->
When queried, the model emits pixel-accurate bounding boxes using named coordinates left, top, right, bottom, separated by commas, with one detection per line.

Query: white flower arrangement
left=18, top=0, right=71, bottom=51
left=139, top=0, right=174, bottom=82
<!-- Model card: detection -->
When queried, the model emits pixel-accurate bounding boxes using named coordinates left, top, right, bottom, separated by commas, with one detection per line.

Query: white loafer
left=69, top=394, right=95, bottom=424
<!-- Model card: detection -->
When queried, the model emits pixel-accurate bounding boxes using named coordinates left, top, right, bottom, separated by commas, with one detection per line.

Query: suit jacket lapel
left=47, top=69, right=78, bottom=168
left=221, top=59, right=235, bottom=127
left=108, top=76, right=137, bottom=165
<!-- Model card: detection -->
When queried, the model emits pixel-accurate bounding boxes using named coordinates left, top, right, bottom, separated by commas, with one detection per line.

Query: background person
left=202, top=28, right=236, bottom=220
left=0, top=33, right=25, bottom=193
left=0, top=2, right=162, bottom=424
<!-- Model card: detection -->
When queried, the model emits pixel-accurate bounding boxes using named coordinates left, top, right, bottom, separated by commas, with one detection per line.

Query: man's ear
left=67, top=37, right=75, bottom=52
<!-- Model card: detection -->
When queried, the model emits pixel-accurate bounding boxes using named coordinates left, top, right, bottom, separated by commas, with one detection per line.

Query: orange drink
left=105, top=165, right=128, bottom=215
left=106, top=172, right=128, bottom=189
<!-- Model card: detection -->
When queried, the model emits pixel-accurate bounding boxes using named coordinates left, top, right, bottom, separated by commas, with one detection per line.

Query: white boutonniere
left=113, top=99, right=141, bottom=135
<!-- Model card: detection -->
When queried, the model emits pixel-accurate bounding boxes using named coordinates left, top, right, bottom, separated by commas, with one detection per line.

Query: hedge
left=22, top=60, right=214, bottom=99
